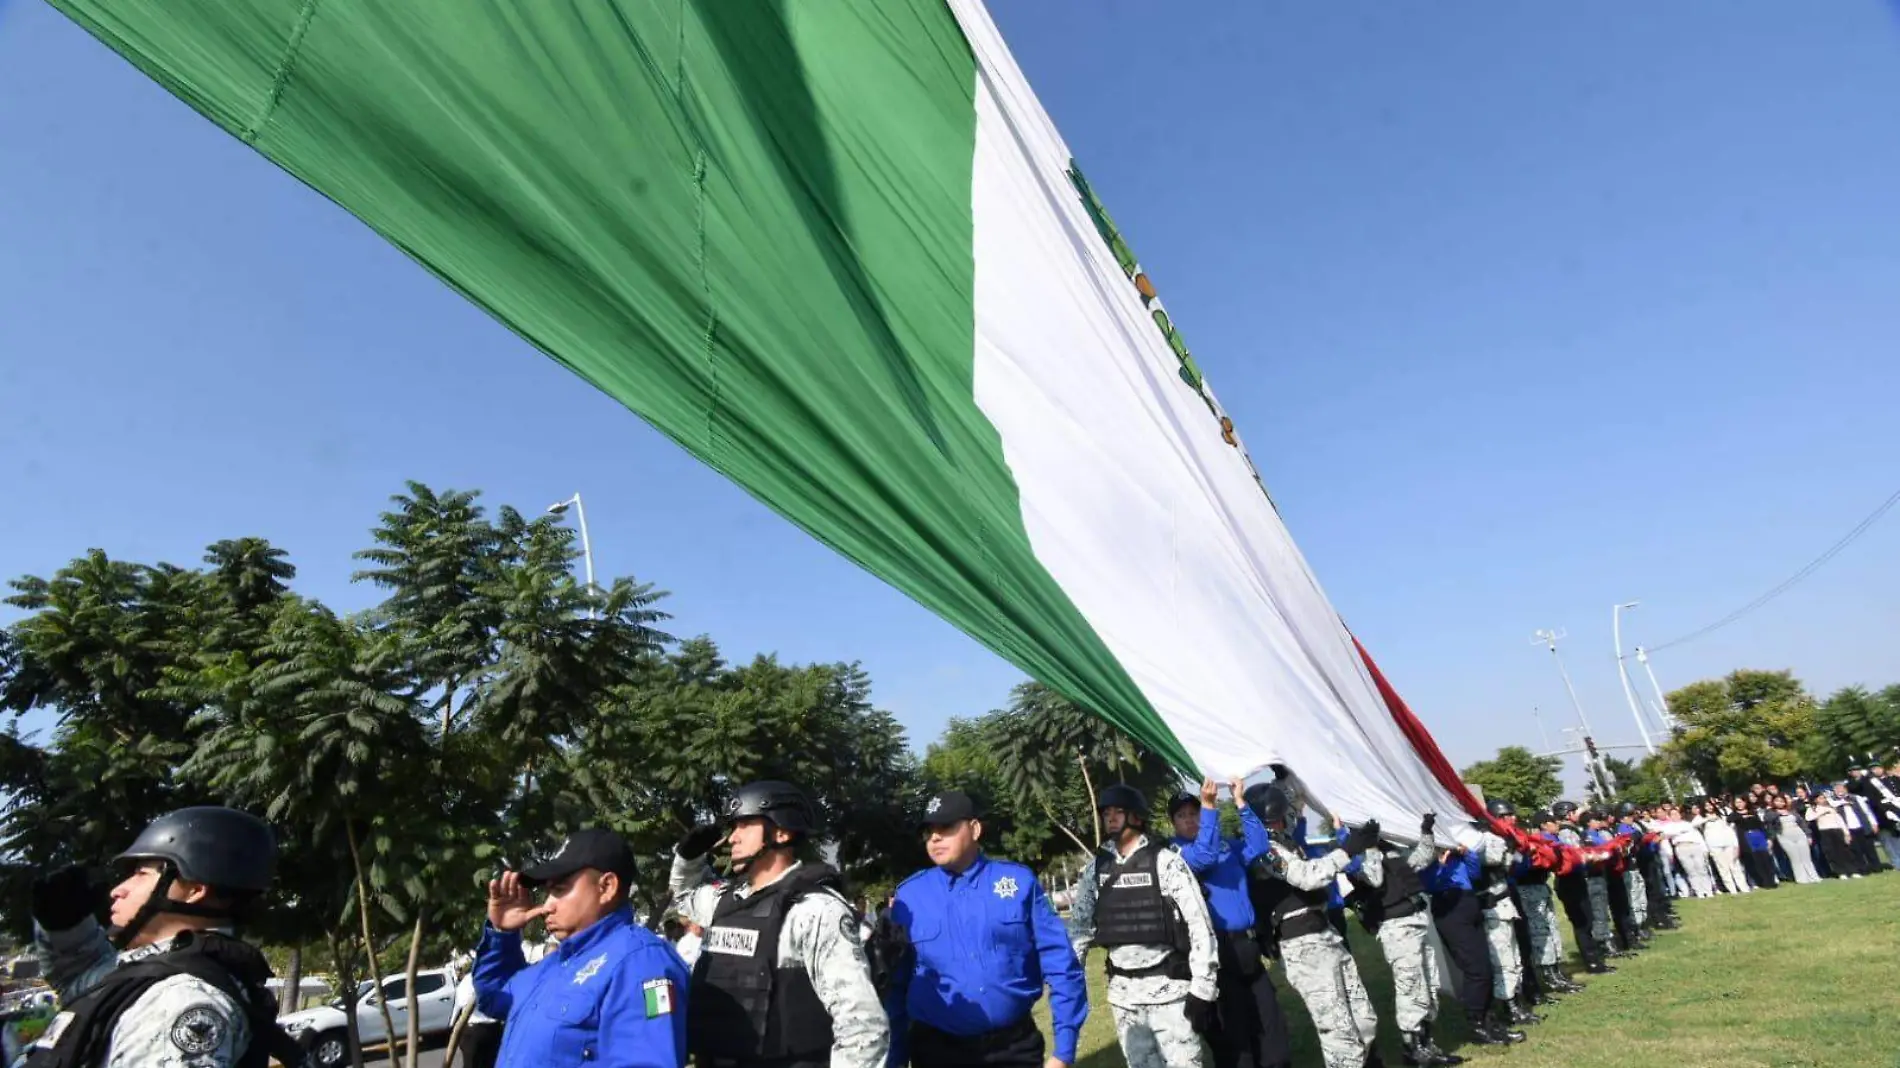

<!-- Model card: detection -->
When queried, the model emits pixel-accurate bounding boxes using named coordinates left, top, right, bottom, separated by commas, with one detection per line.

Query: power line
left=1649, top=487, right=1900, bottom=653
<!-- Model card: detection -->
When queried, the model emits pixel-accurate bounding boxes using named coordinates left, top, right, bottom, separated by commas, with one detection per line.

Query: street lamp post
left=1613, top=602, right=1657, bottom=755
left=1633, top=646, right=1673, bottom=731
left=545, top=493, right=596, bottom=593
left=1533, top=628, right=1611, bottom=798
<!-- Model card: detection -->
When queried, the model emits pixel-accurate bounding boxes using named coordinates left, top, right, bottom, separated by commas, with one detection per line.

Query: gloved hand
left=1419, top=812, right=1436, bottom=837
left=1184, top=994, right=1217, bottom=1035
left=676, top=824, right=723, bottom=859
left=32, top=864, right=99, bottom=933
left=1339, top=820, right=1381, bottom=856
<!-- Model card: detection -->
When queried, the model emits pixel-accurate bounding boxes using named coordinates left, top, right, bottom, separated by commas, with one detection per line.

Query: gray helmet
left=726, top=781, right=818, bottom=837
left=1244, top=782, right=1295, bottom=827
left=1096, top=784, right=1149, bottom=823
left=115, top=807, right=275, bottom=894
left=1616, top=801, right=1638, bottom=819
left=1550, top=800, right=1579, bottom=820
left=1485, top=797, right=1516, bottom=819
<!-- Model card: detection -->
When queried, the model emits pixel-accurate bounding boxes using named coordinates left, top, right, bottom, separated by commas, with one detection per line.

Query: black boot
left=1365, top=1050, right=1388, bottom=1068
left=1487, top=1003, right=1528, bottom=1043
left=1463, top=1006, right=1515, bottom=1046
left=1546, top=964, right=1585, bottom=993
left=1510, top=991, right=1545, bottom=1025
left=1586, top=957, right=1617, bottom=974
left=1417, top=1023, right=1464, bottom=1066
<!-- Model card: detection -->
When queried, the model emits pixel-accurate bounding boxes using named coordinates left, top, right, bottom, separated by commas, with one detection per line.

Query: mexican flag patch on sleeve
left=643, top=978, right=676, bottom=1018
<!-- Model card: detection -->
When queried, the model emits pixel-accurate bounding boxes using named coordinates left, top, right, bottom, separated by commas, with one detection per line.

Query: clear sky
left=3, top=1, right=1896, bottom=793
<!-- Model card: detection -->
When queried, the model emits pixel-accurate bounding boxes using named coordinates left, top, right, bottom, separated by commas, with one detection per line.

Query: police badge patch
left=169, top=1005, right=227, bottom=1055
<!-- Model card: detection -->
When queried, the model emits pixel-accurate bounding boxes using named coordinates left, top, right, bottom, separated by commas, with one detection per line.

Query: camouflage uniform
left=1359, top=839, right=1440, bottom=1033
left=1518, top=882, right=1563, bottom=967
left=1068, top=834, right=1217, bottom=1068
left=1584, top=873, right=1613, bottom=947
left=1474, top=832, right=1523, bottom=1001
left=1624, top=868, right=1648, bottom=927
left=671, top=854, right=889, bottom=1068
left=29, top=918, right=250, bottom=1068
left=1257, top=839, right=1377, bottom=1068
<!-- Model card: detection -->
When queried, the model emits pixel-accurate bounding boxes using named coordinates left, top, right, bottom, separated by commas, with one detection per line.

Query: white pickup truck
left=278, top=968, right=457, bottom=1068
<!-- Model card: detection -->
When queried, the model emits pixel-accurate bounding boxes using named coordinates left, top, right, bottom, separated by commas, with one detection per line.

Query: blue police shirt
left=887, top=854, right=1086, bottom=1066
left=1423, top=849, right=1480, bottom=894
left=1172, top=804, right=1269, bottom=931
left=474, top=906, right=690, bottom=1067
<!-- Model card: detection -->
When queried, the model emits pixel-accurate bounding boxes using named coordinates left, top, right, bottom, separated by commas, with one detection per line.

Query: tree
left=985, top=682, right=1175, bottom=859
left=1460, top=746, right=1564, bottom=812
left=1593, top=753, right=1677, bottom=807
left=0, top=551, right=218, bottom=935
left=1661, top=669, right=1817, bottom=791
left=1809, top=686, right=1900, bottom=776
left=575, top=641, right=926, bottom=911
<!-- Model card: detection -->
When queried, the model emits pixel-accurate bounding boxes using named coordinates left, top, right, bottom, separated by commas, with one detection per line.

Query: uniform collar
left=941, top=853, right=989, bottom=886
left=736, top=859, right=804, bottom=900
left=1110, top=833, right=1152, bottom=861
left=117, top=926, right=235, bottom=964
left=557, top=905, right=632, bottom=960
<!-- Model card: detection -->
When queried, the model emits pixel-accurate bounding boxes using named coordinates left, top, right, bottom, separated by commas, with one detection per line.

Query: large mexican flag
left=45, top=0, right=1478, bottom=828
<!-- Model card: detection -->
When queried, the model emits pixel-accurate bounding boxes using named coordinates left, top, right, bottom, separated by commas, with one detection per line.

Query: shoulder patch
left=642, top=977, right=677, bottom=1017
left=168, top=1004, right=228, bottom=1056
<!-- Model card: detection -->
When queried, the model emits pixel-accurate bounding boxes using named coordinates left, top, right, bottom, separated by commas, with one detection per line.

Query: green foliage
left=1460, top=745, right=1565, bottom=812
left=0, top=480, right=921, bottom=1052
left=1594, top=753, right=1678, bottom=807
left=1808, top=685, right=1900, bottom=777
left=1661, top=669, right=1816, bottom=790
left=982, top=681, right=1175, bottom=861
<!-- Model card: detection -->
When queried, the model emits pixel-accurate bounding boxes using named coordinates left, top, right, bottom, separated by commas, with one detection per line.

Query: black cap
left=919, top=790, right=982, bottom=828
left=1167, top=791, right=1201, bottom=817
left=520, top=828, right=638, bottom=887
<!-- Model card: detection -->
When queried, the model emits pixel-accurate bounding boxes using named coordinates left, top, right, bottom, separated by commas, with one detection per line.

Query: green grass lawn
left=1039, top=877, right=1898, bottom=1068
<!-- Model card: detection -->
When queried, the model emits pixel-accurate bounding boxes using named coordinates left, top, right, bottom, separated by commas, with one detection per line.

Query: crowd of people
left=1640, top=763, right=1900, bottom=895
left=14, top=760, right=1896, bottom=1068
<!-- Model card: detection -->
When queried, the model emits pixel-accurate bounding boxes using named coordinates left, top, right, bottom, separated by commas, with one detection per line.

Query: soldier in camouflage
left=1067, top=784, right=1218, bottom=1068
left=20, top=807, right=292, bottom=1068
left=1470, top=805, right=1539, bottom=1029
left=1347, top=813, right=1460, bottom=1067
left=672, top=780, right=889, bottom=1068
left=1243, top=781, right=1385, bottom=1068
left=1521, top=813, right=1583, bottom=997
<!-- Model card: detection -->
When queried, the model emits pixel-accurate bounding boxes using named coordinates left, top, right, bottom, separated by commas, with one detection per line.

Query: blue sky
left=2, top=1, right=1897, bottom=793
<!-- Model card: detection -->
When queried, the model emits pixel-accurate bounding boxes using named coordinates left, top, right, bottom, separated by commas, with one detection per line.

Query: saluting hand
left=488, top=871, right=552, bottom=933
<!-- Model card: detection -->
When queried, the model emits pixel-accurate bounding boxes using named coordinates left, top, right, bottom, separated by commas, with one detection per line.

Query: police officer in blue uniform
left=885, top=791, right=1086, bottom=1068
left=476, top=828, right=692, bottom=1067
left=1423, top=844, right=1520, bottom=1046
left=1167, top=779, right=1291, bottom=1068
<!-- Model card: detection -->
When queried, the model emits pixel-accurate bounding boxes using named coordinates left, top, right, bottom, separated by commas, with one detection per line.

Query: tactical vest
left=1247, top=842, right=1333, bottom=944
left=688, top=864, right=842, bottom=1067
left=25, top=930, right=297, bottom=1068
left=1092, top=842, right=1189, bottom=979
left=1351, top=847, right=1427, bottom=931
left=1476, top=866, right=1513, bottom=911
